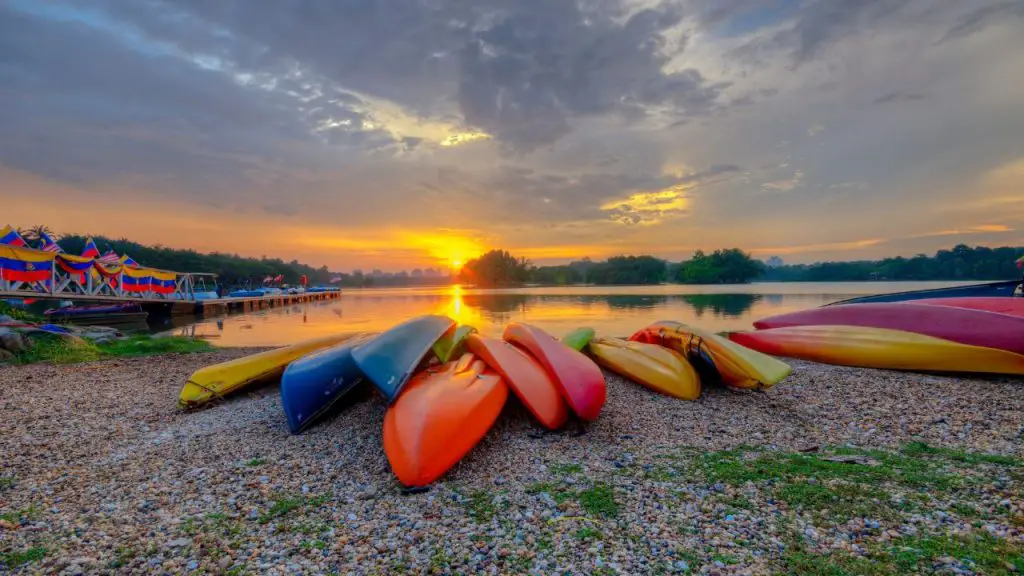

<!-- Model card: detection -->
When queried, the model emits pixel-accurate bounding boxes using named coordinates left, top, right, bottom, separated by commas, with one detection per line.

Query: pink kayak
left=754, top=302, right=1024, bottom=356
left=911, top=297, right=1024, bottom=318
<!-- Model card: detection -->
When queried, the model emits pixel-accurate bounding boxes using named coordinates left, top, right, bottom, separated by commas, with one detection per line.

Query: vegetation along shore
left=2, top=345, right=1022, bottom=574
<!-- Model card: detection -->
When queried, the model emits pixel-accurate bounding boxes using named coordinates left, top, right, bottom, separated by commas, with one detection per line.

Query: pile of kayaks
left=179, top=316, right=792, bottom=487
left=728, top=297, right=1024, bottom=375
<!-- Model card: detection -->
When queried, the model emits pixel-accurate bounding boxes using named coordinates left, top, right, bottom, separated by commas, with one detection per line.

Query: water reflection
left=162, top=282, right=970, bottom=347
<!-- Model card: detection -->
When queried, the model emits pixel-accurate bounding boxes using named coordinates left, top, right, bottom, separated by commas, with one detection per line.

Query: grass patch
left=0, top=301, right=39, bottom=322
left=780, top=548, right=894, bottom=576
left=300, top=540, right=328, bottom=550
left=578, top=483, right=619, bottom=517
left=245, top=457, right=266, bottom=467
left=465, top=490, right=496, bottom=523
left=0, top=546, right=46, bottom=569
left=0, top=504, right=42, bottom=525
left=885, top=532, right=1024, bottom=574
left=574, top=527, right=602, bottom=540
left=258, top=496, right=304, bottom=524
left=14, top=334, right=211, bottom=365
left=775, top=481, right=894, bottom=523
left=549, top=462, right=583, bottom=475
left=526, top=482, right=574, bottom=505
left=902, top=442, right=1021, bottom=467
left=0, top=477, right=13, bottom=490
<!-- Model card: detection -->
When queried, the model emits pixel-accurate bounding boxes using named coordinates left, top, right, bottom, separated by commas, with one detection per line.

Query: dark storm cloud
left=101, top=0, right=729, bottom=150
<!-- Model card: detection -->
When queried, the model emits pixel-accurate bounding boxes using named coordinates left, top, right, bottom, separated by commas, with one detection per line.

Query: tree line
left=461, top=244, right=1024, bottom=287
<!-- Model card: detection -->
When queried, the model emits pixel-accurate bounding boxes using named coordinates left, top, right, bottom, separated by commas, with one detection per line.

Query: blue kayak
left=351, top=315, right=454, bottom=402
left=280, top=332, right=376, bottom=433
left=828, top=280, right=1019, bottom=304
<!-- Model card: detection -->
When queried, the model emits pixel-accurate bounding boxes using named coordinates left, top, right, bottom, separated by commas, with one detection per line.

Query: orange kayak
left=503, top=323, right=606, bottom=421
left=465, top=334, right=568, bottom=430
left=383, top=353, right=508, bottom=487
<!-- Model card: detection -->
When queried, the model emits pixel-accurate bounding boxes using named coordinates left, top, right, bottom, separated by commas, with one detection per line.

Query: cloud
left=873, top=92, right=927, bottom=104
left=939, top=1, right=1024, bottom=43
left=761, top=169, right=804, bottom=192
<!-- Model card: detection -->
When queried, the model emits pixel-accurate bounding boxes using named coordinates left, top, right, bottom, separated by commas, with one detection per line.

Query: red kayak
left=502, top=323, right=606, bottom=421
left=754, top=302, right=1024, bottom=356
left=465, top=334, right=568, bottom=430
left=912, top=297, right=1024, bottom=318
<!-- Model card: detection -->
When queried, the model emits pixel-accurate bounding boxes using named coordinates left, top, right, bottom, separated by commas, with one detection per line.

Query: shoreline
left=2, top=350, right=1022, bottom=574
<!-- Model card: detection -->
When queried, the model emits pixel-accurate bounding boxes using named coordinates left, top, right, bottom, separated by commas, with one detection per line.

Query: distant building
left=766, top=256, right=784, bottom=268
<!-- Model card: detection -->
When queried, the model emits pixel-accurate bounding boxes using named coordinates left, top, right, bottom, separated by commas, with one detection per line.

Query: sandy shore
left=2, top=350, right=1022, bottom=575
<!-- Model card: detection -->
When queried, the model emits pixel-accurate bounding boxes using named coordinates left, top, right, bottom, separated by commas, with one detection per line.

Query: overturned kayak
left=179, top=333, right=363, bottom=408
left=280, top=332, right=377, bottom=434
left=730, top=325, right=1024, bottom=375
left=912, top=297, right=1024, bottom=318
left=432, top=324, right=477, bottom=363
left=352, top=315, right=454, bottom=402
left=383, top=353, right=508, bottom=487
left=503, top=323, right=606, bottom=421
left=753, top=303, right=1024, bottom=356
left=588, top=336, right=701, bottom=400
left=561, top=327, right=596, bottom=352
left=630, top=321, right=791, bottom=390
left=466, top=334, right=568, bottom=430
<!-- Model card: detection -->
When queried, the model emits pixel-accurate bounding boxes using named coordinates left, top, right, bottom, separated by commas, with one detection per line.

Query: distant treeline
left=764, top=244, right=1024, bottom=282
left=462, top=244, right=1024, bottom=287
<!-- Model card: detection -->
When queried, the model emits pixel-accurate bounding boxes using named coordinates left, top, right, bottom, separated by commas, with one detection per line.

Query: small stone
left=166, top=538, right=191, bottom=548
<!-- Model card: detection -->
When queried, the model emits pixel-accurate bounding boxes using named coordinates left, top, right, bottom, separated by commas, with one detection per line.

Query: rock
left=166, top=538, right=191, bottom=548
left=0, top=328, right=28, bottom=353
left=822, top=455, right=880, bottom=466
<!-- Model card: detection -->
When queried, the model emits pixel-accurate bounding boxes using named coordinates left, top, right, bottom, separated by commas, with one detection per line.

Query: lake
left=155, top=281, right=979, bottom=347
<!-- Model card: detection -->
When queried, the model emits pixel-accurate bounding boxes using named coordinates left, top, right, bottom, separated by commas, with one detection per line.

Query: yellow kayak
left=179, top=333, right=367, bottom=407
left=730, top=325, right=1024, bottom=375
left=588, top=336, right=701, bottom=400
left=630, top=321, right=791, bottom=390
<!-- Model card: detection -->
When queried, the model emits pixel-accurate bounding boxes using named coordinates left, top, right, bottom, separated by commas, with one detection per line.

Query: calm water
left=155, top=281, right=978, bottom=347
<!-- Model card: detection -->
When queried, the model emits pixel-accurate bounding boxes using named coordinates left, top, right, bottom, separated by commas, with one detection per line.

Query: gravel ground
left=2, top=350, right=1023, bottom=575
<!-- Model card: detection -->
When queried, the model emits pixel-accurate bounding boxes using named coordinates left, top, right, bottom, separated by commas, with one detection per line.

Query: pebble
left=1, top=353, right=1020, bottom=575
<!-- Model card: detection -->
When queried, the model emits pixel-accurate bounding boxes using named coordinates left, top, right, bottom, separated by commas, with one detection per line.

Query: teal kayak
left=352, top=315, right=454, bottom=402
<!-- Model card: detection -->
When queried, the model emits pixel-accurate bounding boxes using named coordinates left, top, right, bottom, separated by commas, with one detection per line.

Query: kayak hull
left=383, top=354, right=508, bottom=487
left=561, top=327, right=596, bottom=352
left=630, top=321, right=791, bottom=390
left=588, top=337, right=701, bottom=400
left=827, top=280, right=1019, bottom=304
left=352, top=315, right=454, bottom=402
left=912, top=297, right=1024, bottom=318
left=432, top=324, right=477, bottom=363
left=503, top=323, right=606, bottom=421
left=465, top=334, right=569, bottom=430
left=754, top=303, right=1024, bottom=356
left=730, top=325, right=1024, bottom=375
left=280, top=332, right=377, bottom=433
left=179, top=333, right=363, bottom=407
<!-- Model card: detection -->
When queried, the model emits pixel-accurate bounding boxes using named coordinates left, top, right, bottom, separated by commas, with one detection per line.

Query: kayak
left=383, top=353, right=508, bottom=487
left=630, top=321, right=791, bottom=390
left=587, top=336, right=701, bottom=400
left=561, top=327, right=596, bottom=352
left=179, top=333, right=363, bottom=407
left=753, top=303, right=1024, bottom=356
left=911, top=297, right=1024, bottom=318
left=465, top=334, right=568, bottom=430
left=730, top=325, right=1024, bottom=376
left=352, top=315, right=454, bottom=402
left=827, top=280, right=1019, bottom=304
left=503, top=323, right=606, bottom=421
left=432, top=324, right=477, bottom=363
left=280, top=332, right=377, bottom=433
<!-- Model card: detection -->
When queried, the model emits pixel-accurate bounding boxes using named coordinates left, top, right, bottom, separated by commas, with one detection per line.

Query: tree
left=587, top=255, right=667, bottom=285
left=675, top=248, right=764, bottom=284
left=460, top=250, right=531, bottom=287
left=18, top=225, right=55, bottom=245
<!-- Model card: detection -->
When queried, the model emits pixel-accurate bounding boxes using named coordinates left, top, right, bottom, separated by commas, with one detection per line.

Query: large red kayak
left=383, top=353, right=508, bottom=487
left=465, top=334, right=568, bottom=430
left=912, top=297, right=1024, bottom=318
left=754, top=303, right=1024, bottom=356
left=503, top=323, right=606, bottom=421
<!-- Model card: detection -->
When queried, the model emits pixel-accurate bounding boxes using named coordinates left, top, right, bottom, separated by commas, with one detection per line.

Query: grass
left=574, top=527, right=602, bottom=540
left=549, top=462, right=584, bottom=475
left=13, top=334, right=211, bottom=365
left=578, top=483, right=619, bottom=517
left=0, top=477, right=13, bottom=490
left=902, top=441, right=1022, bottom=467
left=465, top=490, right=497, bottom=523
left=0, top=547, right=46, bottom=569
left=300, top=539, right=328, bottom=550
left=258, top=496, right=304, bottom=524
left=0, top=505, right=42, bottom=525
left=0, top=301, right=39, bottom=322
left=245, top=457, right=266, bottom=467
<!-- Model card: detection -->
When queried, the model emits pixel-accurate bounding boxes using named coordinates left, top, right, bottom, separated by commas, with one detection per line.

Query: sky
left=1, top=0, right=1022, bottom=272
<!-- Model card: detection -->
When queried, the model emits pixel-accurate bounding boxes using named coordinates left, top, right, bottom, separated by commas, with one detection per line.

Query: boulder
left=0, top=327, right=28, bottom=353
